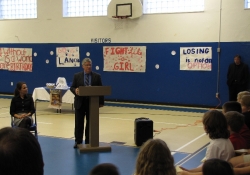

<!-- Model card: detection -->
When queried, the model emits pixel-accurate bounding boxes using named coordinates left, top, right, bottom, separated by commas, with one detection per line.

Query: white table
left=32, top=87, right=74, bottom=112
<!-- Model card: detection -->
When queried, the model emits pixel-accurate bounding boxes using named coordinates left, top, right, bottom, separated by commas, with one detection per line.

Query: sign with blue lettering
left=56, top=47, right=80, bottom=67
left=180, top=47, right=212, bottom=71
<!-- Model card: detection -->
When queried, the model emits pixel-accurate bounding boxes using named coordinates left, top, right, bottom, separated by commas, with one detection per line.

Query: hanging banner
left=0, top=48, right=32, bottom=72
left=180, top=47, right=212, bottom=71
left=56, top=47, right=80, bottom=67
left=103, top=46, right=146, bottom=72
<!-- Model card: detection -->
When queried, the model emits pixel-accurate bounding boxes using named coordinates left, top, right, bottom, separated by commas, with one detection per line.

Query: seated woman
left=10, top=82, right=35, bottom=129
left=134, top=138, right=176, bottom=175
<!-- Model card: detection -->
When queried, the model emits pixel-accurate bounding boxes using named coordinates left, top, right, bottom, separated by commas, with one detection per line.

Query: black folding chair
left=11, top=111, right=38, bottom=138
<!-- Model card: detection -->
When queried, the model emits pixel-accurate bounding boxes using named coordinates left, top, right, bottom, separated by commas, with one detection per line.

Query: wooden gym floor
left=0, top=95, right=210, bottom=175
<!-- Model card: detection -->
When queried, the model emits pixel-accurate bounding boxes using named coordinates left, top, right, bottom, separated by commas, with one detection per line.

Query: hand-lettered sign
left=180, top=47, right=212, bottom=71
left=0, top=48, right=32, bottom=72
left=56, top=47, right=80, bottom=67
left=103, top=46, right=146, bottom=72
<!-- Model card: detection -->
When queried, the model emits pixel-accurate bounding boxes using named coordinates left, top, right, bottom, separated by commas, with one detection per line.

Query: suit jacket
left=70, top=71, right=104, bottom=109
left=227, top=62, right=249, bottom=87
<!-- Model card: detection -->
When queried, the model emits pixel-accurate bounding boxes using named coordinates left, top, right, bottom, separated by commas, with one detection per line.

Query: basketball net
left=112, top=16, right=129, bottom=29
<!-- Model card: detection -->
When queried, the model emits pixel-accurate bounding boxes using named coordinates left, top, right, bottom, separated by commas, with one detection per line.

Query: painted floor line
left=37, top=122, right=53, bottom=124
left=175, top=133, right=206, bottom=152
left=175, top=143, right=209, bottom=166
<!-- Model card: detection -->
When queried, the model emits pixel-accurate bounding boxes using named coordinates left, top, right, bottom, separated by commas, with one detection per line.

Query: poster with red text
left=0, top=48, right=32, bottom=72
left=103, top=46, right=146, bottom=72
left=180, top=47, right=212, bottom=71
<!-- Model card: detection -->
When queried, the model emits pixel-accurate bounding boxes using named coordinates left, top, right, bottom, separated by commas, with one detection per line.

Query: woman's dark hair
left=202, top=159, right=234, bottom=175
left=203, top=110, right=230, bottom=139
left=14, top=81, right=26, bottom=97
left=0, top=127, right=44, bottom=175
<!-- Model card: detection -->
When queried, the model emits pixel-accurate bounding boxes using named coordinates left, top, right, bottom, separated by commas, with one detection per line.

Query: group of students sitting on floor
left=179, top=90, right=250, bottom=175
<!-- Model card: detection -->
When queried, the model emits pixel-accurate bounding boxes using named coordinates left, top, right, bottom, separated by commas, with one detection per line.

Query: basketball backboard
left=107, top=0, right=143, bottom=19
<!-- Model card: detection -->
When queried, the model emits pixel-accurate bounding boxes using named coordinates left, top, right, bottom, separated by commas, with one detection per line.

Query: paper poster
left=56, top=47, right=80, bottom=67
left=180, top=47, right=212, bottom=71
left=49, top=89, right=62, bottom=109
left=103, top=46, right=146, bottom=72
left=0, top=48, right=32, bottom=72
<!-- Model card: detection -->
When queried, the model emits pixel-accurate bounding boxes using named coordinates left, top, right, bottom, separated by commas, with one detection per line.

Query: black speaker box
left=134, top=117, right=153, bottom=146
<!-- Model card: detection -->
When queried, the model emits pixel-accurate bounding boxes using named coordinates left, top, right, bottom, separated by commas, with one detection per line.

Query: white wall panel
left=0, top=0, right=249, bottom=43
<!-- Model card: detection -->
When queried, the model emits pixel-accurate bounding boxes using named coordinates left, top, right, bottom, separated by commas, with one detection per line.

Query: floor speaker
left=134, top=117, right=153, bottom=146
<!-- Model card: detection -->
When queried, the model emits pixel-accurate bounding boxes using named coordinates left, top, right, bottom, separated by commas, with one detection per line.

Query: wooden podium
left=77, top=86, right=111, bottom=153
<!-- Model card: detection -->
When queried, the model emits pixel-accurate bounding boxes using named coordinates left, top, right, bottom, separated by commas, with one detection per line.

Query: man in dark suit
left=70, top=58, right=104, bottom=148
left=227, top=55, right=249, bottom=101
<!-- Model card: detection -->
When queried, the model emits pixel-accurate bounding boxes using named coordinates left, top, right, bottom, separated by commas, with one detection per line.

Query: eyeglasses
left=84, top=64, right=92, bottom=67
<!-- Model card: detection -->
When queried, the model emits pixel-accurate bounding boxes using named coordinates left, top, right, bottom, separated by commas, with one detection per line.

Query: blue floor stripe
left=0, top=95, right=209, bottom=113
left=176, top=144, right=208, bottom=169
left=105, top=102, right=209, bottom=113
left=39, top=136, right=139, bottom=175
left=38, top=136, right=193, bottom=175
left=173, top=152, right=190, bottom=164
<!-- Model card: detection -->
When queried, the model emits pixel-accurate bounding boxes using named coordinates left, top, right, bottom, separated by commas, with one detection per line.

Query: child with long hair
left=135, top=139, right=176, bottom=175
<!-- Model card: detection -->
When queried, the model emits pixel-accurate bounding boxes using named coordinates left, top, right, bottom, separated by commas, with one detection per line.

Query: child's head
left=237, top=91, right=250, bottom=102
left=240, top=95, right=250, bottom=113
left=89, top=163, right=120, bottom=175
left=135, top=139, right=176, bottom=175
left=224, top=111, right=245, bottom=133
left=202, top=110, right=229, bottom=139
left=222, top=101, right=242, bottom=114
left=202, top=159, right=234, bottom=175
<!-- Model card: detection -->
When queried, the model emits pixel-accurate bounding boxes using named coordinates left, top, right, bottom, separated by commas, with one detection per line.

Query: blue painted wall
left=1, top=42, right=250, bottom=107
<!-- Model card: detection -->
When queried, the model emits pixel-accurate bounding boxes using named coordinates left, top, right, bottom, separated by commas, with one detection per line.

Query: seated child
left=134, top=139, right=176, bottom=175
left=222, top=101, right=250, bottom=148
left=240, top=95, right=250, bottom=129
left=202, top=158, right=234, bottom=175
left=89, top=163, right=120, bottom=175
left=179, top=110, right=235, bottom=175
left=224, top=111, right=247, bottom=150
left=237, top=91, right=250, bottom=102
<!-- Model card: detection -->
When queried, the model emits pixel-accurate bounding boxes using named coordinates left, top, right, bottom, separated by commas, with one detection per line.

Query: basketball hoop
left=112, top=15, right=129, bottom=19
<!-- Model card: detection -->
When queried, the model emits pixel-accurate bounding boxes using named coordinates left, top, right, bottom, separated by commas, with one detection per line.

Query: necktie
left=85, top=74, right=89, bottom=86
